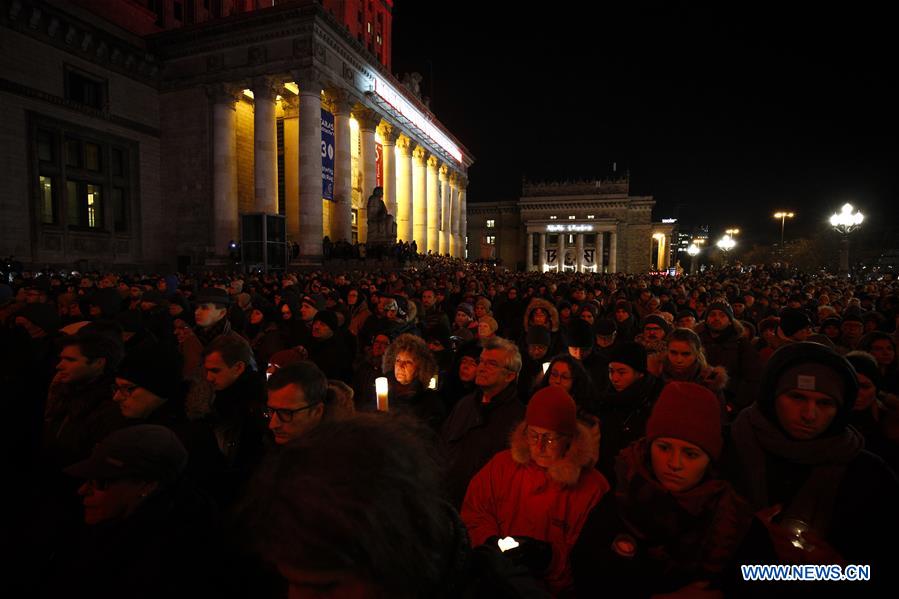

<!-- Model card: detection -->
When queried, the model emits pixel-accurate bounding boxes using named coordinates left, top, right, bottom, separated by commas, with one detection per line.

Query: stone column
left=395, top=136, right=413, bottom=242
left=296, top=71, right=323, bottom=264
left=356, top=108, right=380, bottom=243
left=329, top=91, right=353, bottom=242
left=459, top=176, right=468, bottom=259
left=252, top=77, right=279, bottom=214
left=412, top=145, right=428, bottom=252
left=426, top=155, right=439, bottom=254
left=558, top=230, right=566, bottom=272
left=538, top=233, right=546, bottom=272
left=439, top=165, right=449, bottom=255
left=208, top=84, right=240, bottom=259
left=597, top=230, right=605, bottom=273
left=281, top=94, right=300, bottom=242
left=609, top=230, right=618, bottom=273
left=576, top=233, right=585, bottom=272
left=526, top=232, right=534, bottom=270
left=378, top=123, right=398, bottom=217
left=448, top=173, right=457, bottom=256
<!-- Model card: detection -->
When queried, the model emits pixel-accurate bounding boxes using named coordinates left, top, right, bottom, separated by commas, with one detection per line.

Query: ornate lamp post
left=773, top=211, right=794, bottom=249
left=716, top=234, right=736, bottom=264
left=687, top=243, right=701, bottom=274
left=829, top=203, right=864, bottom=274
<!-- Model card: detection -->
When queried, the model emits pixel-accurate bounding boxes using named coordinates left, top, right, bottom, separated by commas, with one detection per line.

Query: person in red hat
left=461, top=386, right=610, bottom=596
left=572, top=382, right=753, bottom=598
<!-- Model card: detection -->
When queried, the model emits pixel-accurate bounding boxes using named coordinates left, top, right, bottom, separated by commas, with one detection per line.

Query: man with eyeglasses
left=441, top=336, right=525, bottom=508
left=461, top=386, right=609, bottom=595
left=265, top=361, right=330, bottom=446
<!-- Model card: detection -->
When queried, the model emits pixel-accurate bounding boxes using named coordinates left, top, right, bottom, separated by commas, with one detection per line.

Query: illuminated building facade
left=467, top=177, right=673, bottom=273
left=0, top=0, right=471, bottom=269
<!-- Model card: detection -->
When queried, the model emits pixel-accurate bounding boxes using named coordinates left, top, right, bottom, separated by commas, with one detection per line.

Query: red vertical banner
left=375, top=143, right=383, bottom=187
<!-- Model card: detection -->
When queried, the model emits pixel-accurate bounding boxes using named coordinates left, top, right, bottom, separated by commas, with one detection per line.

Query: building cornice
left=2, top=0, right=161, bottom=85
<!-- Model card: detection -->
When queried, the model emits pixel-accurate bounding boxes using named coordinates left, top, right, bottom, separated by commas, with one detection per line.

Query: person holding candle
left=571, top=382, right=753, bottom=599
left=380, top=333, right=445, bottom=429
left=727, top=342, right=899, bottom=593
left=462, top=386, right=609, bottom=595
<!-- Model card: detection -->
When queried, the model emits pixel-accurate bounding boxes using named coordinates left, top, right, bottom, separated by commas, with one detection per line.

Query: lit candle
left=542, top=362, right=551, bottom=374
left=428, top=375, right=438, bottom=390
left=497, top=536, right=519, bottom=552
left=375, top=377, right=389, bottom=412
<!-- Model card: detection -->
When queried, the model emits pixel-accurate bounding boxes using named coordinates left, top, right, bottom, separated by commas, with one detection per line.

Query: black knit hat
left=706, top=301, right=735, bottom=322
left=641, top=314, right=672, bottom=334
left=608, top=342, right=647, bottom=373
left=194, top=287, right=231, bottom=307
left=117, top=343, right=183, bottom=400
left=594, top=319, right=617, bottom=336
left=313, top=309, right=339, bottom=332
left=566, top=319, right=594, bottom=348
left=778, top=308, right=811, bottom=338
left=760, top=342, right=858, bottom=434
left=526, top=325, right=552, bottom=347
left=845, top=351, right=882, bottom=390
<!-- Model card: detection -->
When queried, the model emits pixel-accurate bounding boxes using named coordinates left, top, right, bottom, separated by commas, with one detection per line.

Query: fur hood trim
left=700, top=365, right=729, bottom=392
left=509, top=420, right=598, bottom=486
left=524, top=298, right=560, bottom=333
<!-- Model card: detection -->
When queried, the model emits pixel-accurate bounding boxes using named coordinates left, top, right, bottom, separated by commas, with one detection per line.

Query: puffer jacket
left=461, top=421, right=610, bottom=596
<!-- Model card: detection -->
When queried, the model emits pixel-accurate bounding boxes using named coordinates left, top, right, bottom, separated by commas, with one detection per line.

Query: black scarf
left=731, top=404, right=864, bottom=534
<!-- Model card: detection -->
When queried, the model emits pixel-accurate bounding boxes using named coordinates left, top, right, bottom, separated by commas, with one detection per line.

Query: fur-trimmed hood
left=509, top=420, right=598, bottom=487
left=661, top=360, right=729, bottom=393
left=524, top=298, right=560, bottom=333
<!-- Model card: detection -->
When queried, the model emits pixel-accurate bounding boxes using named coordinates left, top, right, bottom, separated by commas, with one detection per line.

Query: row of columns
left=525, top=231, right=618, bottom=273
left=208, top=76, right=467, bottom=263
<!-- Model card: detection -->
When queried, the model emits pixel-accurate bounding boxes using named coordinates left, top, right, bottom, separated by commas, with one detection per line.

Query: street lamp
left=717, top=234, right=736, bottom=264
left=725, top=228, right=740, bottom=237
left=687, top=243, right=700, bottom=274
left=829, top=203, right=864, bottom=274
left=773, top=211, right=794, bottom=248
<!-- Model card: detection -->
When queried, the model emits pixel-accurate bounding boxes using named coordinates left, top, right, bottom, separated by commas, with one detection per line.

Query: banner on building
left=321, top=109, right=335, bottom=200
left=545, top=249, right=557, bottom=265
left=583, top=249, right=595, bottom=265
left=375, top=143, right=383, bottom=188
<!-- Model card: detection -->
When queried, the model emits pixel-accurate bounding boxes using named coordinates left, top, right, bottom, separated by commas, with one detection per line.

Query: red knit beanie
left=646, top=382, right=722, bottom=461
left=526, top=386, right=577, bottom=436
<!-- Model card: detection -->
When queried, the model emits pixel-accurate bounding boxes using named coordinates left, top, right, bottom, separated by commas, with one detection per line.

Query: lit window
left=377, top=34, right=382, bottom=44
left=87, top=185, right=100, bottom=228
left=39, top=176, right=56, bottom=224
left=486, top=236, right=496, bottom=245
left=587, top=215, right=595, bottom=219
left=568, top=215, right=576, bottom=220
left=367, top=22, right=372, bottom=33
left=486, top=219, right=495, bottom=229
left=549, top=215, right=557, bottom=220
left=351, top=209, right=358, bottom=226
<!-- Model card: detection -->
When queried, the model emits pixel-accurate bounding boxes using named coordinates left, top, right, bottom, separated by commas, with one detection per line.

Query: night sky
left=392, top=3, right=898, bottom=247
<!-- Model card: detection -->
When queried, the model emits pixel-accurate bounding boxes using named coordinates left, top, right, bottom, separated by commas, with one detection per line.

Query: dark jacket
left=572, top=439, right=753, bottom=598
left=697, top=322, right=762, bottom=414
left=597, top=373, right=664, bottom=484
left=440, top=383, right=525, bottom=508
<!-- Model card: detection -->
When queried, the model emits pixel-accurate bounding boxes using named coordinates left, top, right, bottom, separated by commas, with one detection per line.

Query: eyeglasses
left=263, top=403, right=321, bottom=423
left=525, top=428, right=569, bottom=448
left=112, top=384, right=139, bottom=397
left=549, top=370, right=573, bottom=382
left=480, top=359, right=511, bottom=371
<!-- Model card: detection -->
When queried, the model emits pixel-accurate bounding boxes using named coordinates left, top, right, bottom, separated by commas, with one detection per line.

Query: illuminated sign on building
left=547, top=224, right=594, bottom=232
left=662, top=218, right=677, bottom=224
left=371, top=77, right=463, bottom=163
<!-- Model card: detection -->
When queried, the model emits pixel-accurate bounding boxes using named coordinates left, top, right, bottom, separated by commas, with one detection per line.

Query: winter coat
left=462, top=421, right=610, bottom=596
left=572, top=439, right=752, bottom=598
left=441, top=383, right=525, bottom=508
left=597, top=374, right=664, bottom=484
left=696, top=322, right=762, bottom=413
left=659, top=361, right=729, bottom=422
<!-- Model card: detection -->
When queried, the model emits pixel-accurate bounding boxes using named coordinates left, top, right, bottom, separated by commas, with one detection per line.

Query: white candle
left=375, top=377, right=389, bottom=412
left=542, top=362, right=551, bottom=374
left=428, top=375, right=438, bottom=390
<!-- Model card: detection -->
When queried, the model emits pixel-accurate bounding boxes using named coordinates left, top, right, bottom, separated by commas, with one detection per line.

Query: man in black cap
left=518, top=324, right=552, bottom=400
left=698, top=301, right=762, bottom=415
left=192, top=287, right=233, bottom=347
left=675, top=309, right=698, bottom=331
left=636, top=314, right=671, bottom=357
left=728, top=343, right=899, bottom=593
left=567, top=318, right=609, bottom=394
left=306, top=309, right=351, bottom=384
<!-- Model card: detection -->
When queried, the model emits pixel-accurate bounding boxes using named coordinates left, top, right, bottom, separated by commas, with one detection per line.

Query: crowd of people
left=3, top=256, right=899, bottom=597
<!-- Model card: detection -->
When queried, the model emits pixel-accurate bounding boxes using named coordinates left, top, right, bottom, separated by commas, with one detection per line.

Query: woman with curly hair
left=382, top=333, right=445, bottom=429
